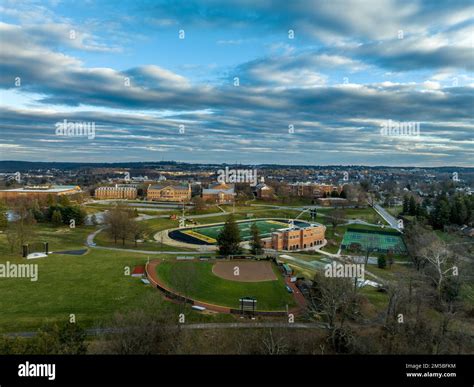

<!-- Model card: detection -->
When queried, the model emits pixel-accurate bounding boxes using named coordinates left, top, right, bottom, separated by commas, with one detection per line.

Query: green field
left=156, top=261, right=295, bottom=311
left=190, top=219, right=305, bottom=242
left=341, top=228, right=406, bottom=253
left=0, top=225, right=234, bottom=333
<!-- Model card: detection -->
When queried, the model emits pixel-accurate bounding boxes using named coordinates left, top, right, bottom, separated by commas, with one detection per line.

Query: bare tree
left=419, top=239, right=458, bottom=301
left=258, top=328, right=288, bottom=355
left=307, top=273, right=360, bottom=352
left=103, top=205, right=134, bottom=246
left=328, top=208, right=347, bottom=229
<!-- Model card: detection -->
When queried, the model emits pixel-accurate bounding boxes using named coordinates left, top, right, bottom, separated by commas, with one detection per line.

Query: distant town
left=0, top=160, right=473, bottom=360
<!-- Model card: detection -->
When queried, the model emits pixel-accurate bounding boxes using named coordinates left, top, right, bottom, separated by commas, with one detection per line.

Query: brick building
left=147, top=183, right=191, bottom=202
left=95, top=185, right=137, bottom=200
left=254, top=183, right=274, bottom=199
left=287, top=183, right=343, bottom=198
left=202, top=183, right=235, bottom=204
left=262, top=224, right=326, bottom=251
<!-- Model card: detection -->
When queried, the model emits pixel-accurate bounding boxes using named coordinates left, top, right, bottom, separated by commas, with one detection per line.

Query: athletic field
left=341, top=228, right=406, bottom=253
left=184, top=219, right=296, bottom=243
left=156, top=260, right=295, bottom=310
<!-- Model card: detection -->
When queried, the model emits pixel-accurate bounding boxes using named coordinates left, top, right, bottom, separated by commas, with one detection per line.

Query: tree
left=129, top=221, right=148, bottom=247
left=35, top=323, right=87, bottom=354
left=58, top=195, right=71, bottom=207
left=328, top=209, right=346, bottom=229
left=420, top=239, right=458, bottom=302
left=378, top=255, right=387, bottom=269
left=216, top=214, right=242, bottom=256
left=6, top=203, right=36, bottom=254
left=51, top=209, right=63, bottom=226
left=409, top=196, right=417, bottom=216
left=450, top=196, right=468, bottom=225
left=250, top=222, right=263, bottom=255
left=191, top=196, right=206, bottom=212
left=46, top=194, right=55, bottom=207
left=104, top=206, right=133, bottom=245
left=402, top=195, right=410, bottom=214
left=100, top=295, right=180, bottom=354
left=430, top=196, right=451, bottom=229
left=0, top=203, right=7, bottom=230
left=307, top=273, right=360, bottom=352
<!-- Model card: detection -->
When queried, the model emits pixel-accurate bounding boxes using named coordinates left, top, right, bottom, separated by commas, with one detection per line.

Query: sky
left=0, top=0, right=473, bottom=166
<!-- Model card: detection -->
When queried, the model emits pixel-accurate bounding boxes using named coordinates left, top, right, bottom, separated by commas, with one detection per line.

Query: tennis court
left=341, top=228, right=406, bottom=253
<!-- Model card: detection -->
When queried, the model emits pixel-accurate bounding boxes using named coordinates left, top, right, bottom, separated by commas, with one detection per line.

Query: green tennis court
left=341, top=228, right=406, bottom=253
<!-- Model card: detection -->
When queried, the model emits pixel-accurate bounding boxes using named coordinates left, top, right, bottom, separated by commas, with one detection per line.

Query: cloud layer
left=0, top=0, right=472, bottom=166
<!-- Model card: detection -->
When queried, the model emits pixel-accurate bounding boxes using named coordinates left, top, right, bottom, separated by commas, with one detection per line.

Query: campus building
left=254, top=183, right=274, bottom=199
left=262, top=224, right=326, bottom=251
left=94, top=185, right=137, bottom=200
left=0, top=185, right=82, bottom=200
left=287, top=183, right=343, bottom=198
left=147, top=183, right=191, bottom=202
left=202, top=183, right=235, bottom=204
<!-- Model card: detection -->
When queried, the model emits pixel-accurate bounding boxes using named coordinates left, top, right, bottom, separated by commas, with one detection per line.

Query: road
left=373, top=204, right=402, bottom=231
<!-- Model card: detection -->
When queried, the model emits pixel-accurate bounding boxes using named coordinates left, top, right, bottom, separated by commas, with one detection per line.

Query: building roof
left=148, top=183, right=189, bottom=191
left=0, top=185, right=81, bottom=193
left=202, top=188, right=235, bottom=195
left=203, top=183, right=235, bottom=195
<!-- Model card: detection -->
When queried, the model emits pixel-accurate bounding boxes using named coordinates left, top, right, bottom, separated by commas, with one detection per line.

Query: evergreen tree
left=46, top=194, right=55, bottom=207
left=216, top=214, right=242, bottom=256
left=431, top=197, right=451, bottom=229
left=402, top=195, right=410, bottom=214
left=450, top=196, right=468, bottom=225
left=408, top=196, right=417, bottom=215
left=58, top=195, right=71, bottom=207
left=51, top=209, right=63, bottom=226
left=250, top=222, right=263, bottom=255
left=377, top=255, right=387, bottom=269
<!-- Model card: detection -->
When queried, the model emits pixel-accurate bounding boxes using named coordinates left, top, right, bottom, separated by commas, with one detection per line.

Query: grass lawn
left=386, top=205, right=403, bottom=217
left=321, top=225, right=347, bottom=253
left=156, top=261, right=295, bottom=311
left=0, top=249, right=235, bottom=333
left=0, top=224, right=94, bottom=257
left=359, top=287, right=389, bottom=314
left=344, top=207, right=387, bottom=225
left=94, top=229, right=195, bottom=252
left=0, top=224, right=236, bottom=333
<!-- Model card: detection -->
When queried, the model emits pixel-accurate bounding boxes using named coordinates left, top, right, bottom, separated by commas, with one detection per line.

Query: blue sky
left=0, top=0, right=473, bottom=166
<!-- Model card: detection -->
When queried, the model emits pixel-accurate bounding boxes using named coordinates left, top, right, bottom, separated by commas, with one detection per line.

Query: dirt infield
left=212, top=260, right=277, bottom=282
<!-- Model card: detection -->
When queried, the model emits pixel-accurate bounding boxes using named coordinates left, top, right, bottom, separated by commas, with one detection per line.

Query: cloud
left=0, top=1, right=473, bottom=165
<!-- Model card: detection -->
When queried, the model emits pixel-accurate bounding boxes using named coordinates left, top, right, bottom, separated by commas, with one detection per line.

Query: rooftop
left=0, top=185, right=81, bottom=193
